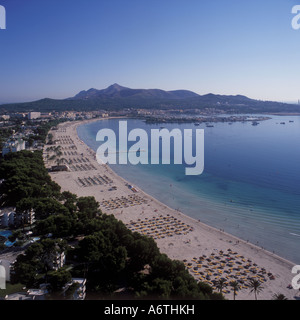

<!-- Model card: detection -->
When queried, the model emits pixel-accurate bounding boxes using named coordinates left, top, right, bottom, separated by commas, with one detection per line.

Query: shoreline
left=45, top=118, right=298, bottom=300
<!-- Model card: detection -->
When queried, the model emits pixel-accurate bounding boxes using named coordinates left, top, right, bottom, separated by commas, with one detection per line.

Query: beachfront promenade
left=44, top=119, right=298, bottom=300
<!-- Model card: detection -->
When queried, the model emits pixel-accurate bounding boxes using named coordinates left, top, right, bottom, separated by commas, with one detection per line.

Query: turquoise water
left=77, top=116, right=300, bottom=264
left=0, top=230, right=12, bottom=238
left=0, top=230, right=14, bottom=247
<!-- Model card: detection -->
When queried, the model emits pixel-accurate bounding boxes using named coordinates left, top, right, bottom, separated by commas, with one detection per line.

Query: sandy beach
left=44, top=119, right=299, bottom=300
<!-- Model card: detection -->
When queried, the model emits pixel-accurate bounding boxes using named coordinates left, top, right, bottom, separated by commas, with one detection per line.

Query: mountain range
left=1, top=83, right=299, bottom=114
left=70, top=83, right=200, bottom=100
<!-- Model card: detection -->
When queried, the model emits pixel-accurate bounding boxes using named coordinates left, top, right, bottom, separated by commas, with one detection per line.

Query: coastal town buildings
left=51, top=250, right=66, bottom=271
left=1, top=115, right=10, bottom=121
left=3, top=287, right=49, bottom=300
left=0, top=208, right=16, bottom=228
left=28, top=112, right=41, bottom=120
left=2, top=138, right=26, bottom=156
left=15, top=209, right=35, bottom=227
left=63, top=278, right=87, bottom=300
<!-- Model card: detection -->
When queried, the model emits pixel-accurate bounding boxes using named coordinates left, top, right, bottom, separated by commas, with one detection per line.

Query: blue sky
left=0, top=0, right=299, bottom=103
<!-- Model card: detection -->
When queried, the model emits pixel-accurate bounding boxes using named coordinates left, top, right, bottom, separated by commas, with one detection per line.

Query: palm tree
left=216, top=278, right=226, bottom=293
left=272, top=293, right=288, bottom=300
left=230, top=280, right=240, bottom=300
left=248, top=279, right=264, bottom=300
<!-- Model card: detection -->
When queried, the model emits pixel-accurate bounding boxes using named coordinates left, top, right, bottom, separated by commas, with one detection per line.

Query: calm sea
left=77, top=116, right=300, bottom=264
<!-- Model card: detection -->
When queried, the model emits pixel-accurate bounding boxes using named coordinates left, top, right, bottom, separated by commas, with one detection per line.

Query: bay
left=77, top=115, right=300, bottom=263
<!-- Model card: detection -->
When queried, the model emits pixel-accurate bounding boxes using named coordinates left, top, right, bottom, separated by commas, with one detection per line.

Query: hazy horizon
left=0, top=83, right=299, bottom=106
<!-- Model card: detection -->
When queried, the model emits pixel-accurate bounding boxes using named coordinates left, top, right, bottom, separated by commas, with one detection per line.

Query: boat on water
left=194, top=123, right=200, bottom=126
left=206, top=124, right=214, bottom=128
left=280, top=122, right=285, bottom=125
left=252, top=121, right=259, bottom=126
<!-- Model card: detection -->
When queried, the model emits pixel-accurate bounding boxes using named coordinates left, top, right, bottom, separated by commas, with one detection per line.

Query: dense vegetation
left=27, top=119, right=65, bottom=145
left=0, top=119, right=65, bottom=153
left=0, top=151, right=61, bottom=207
left=0, top=151, right=223, bottom=300
left=29, top=121, right=55, bottom=144
left=0, top=126, right=19, bottom=153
